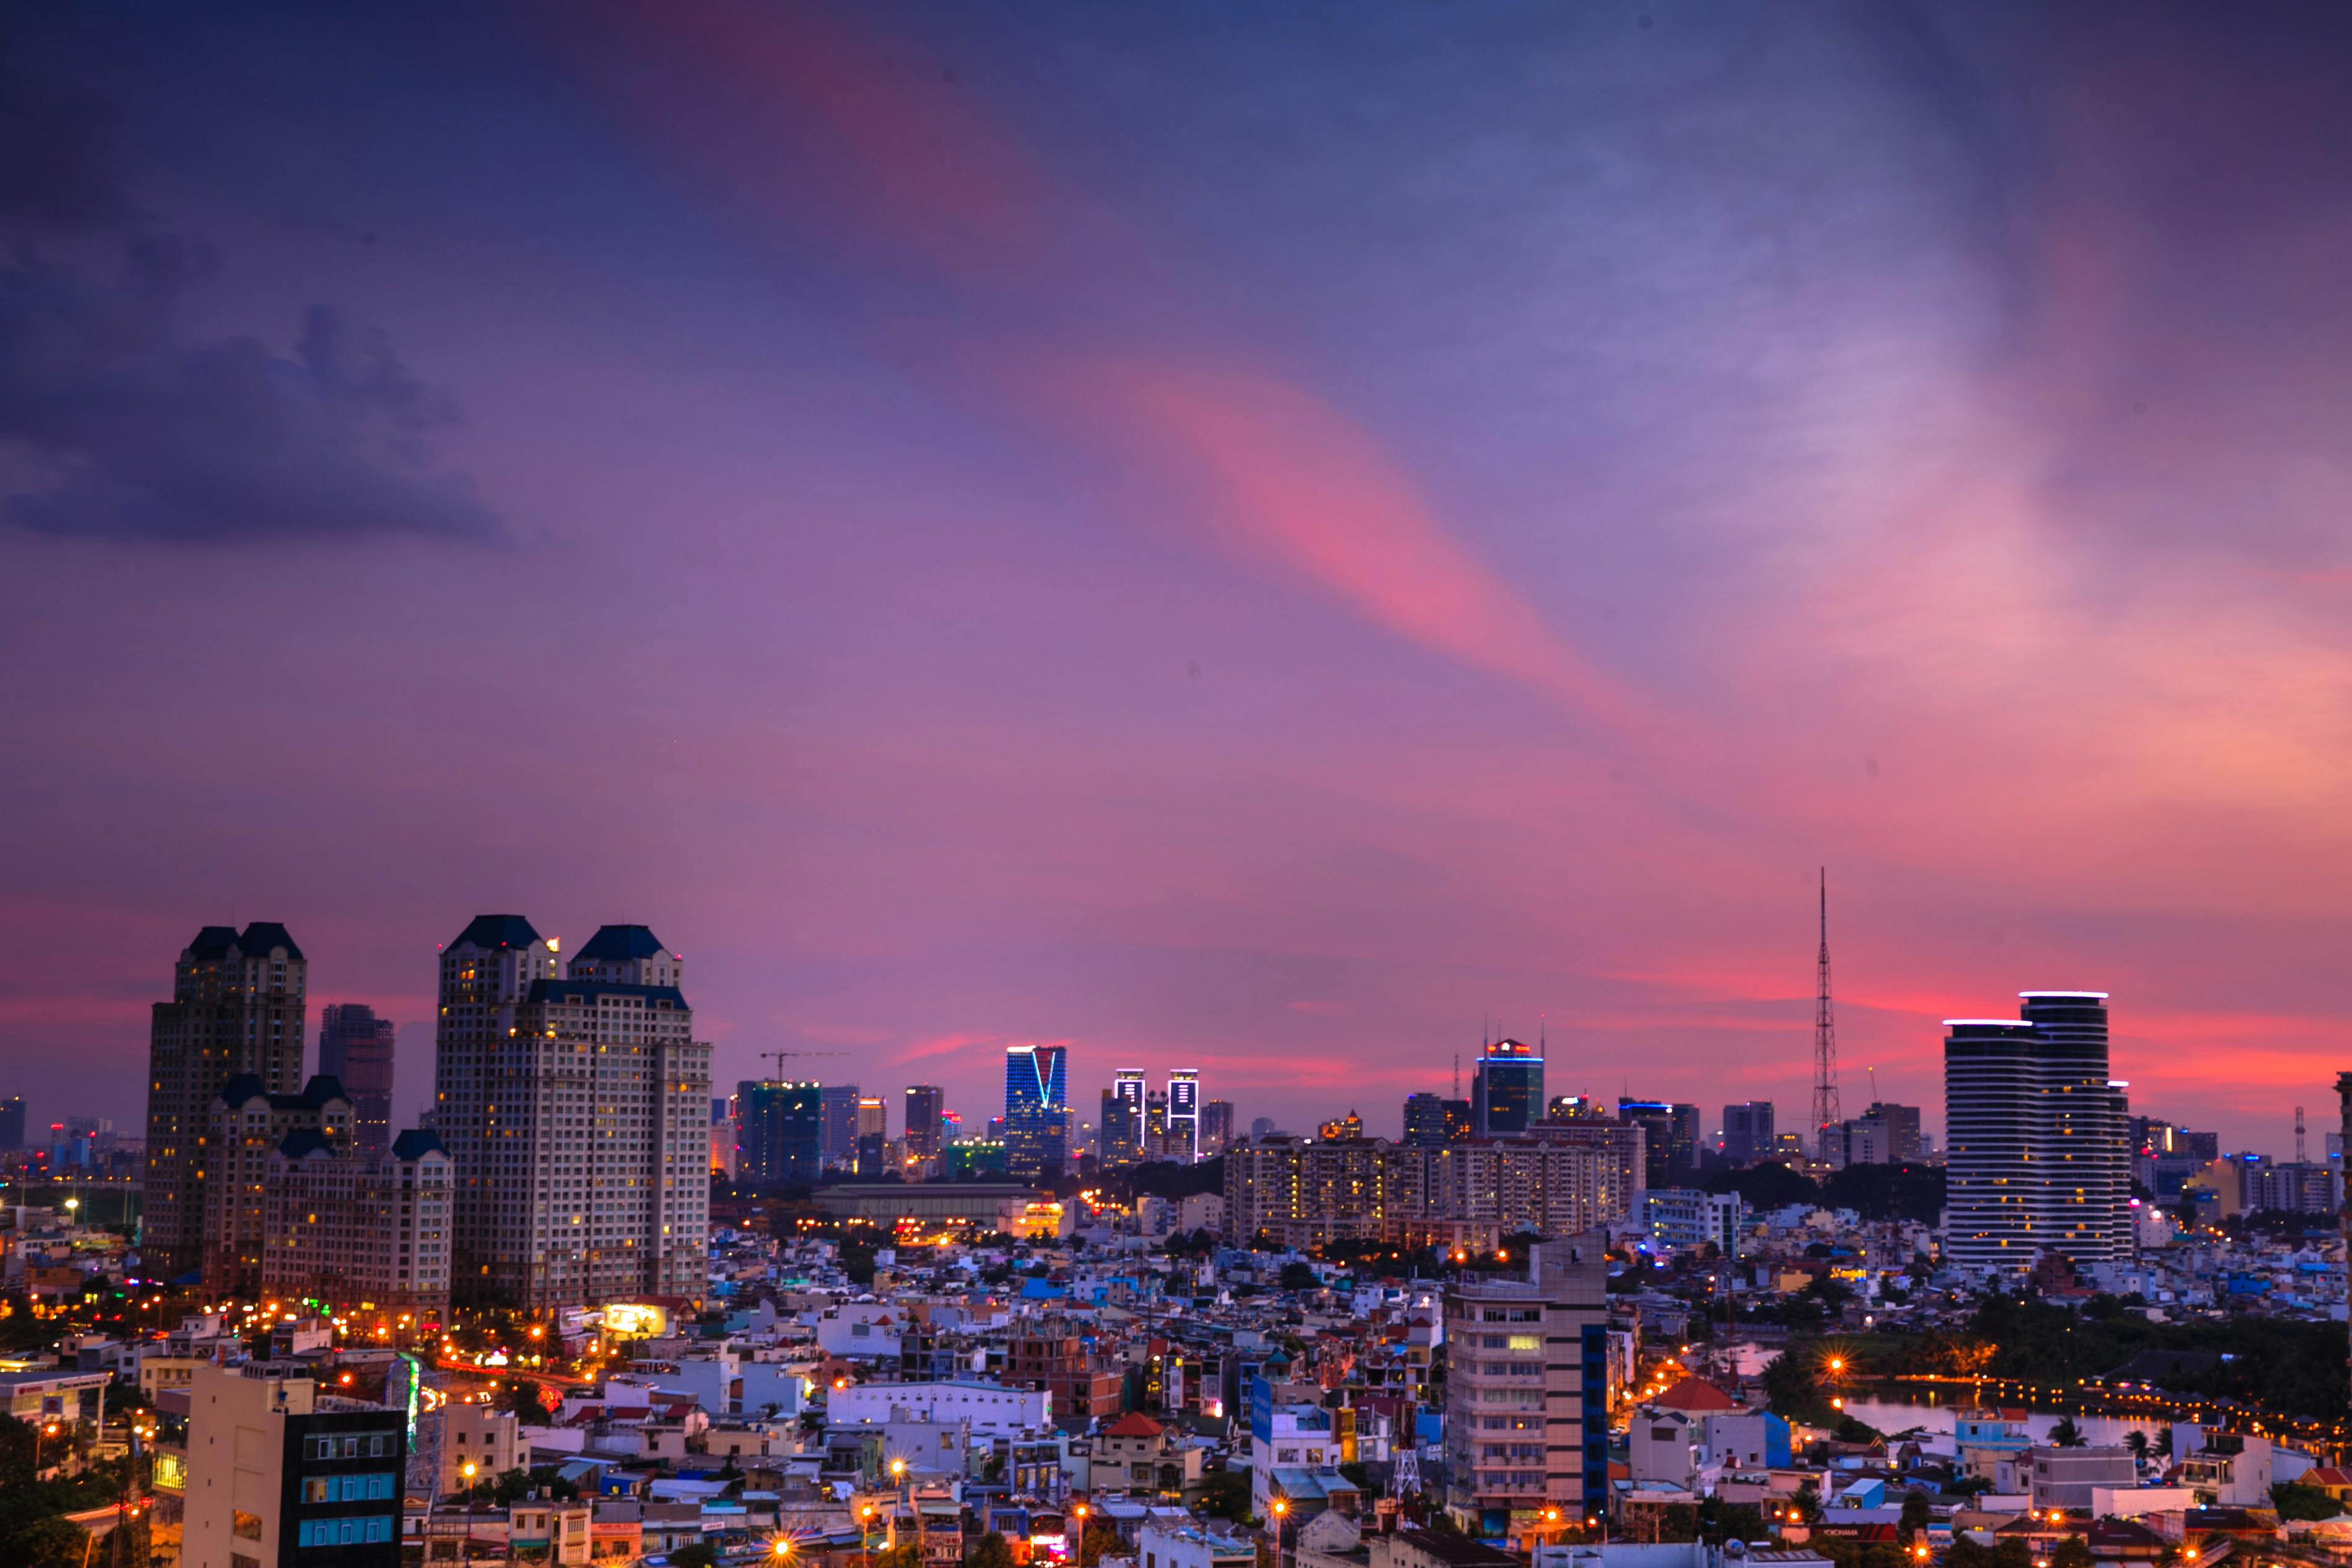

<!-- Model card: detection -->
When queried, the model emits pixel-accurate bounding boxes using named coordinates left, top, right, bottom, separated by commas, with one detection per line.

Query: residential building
left=1104, top=1072, right=1147, bottom=1167
left=905, top=1084, right=945, bottom=1161
left=433, top=915, right=710, bottom=1308
left=420, top=1400, right=521, bottom=1496
left=1945, top=991, right=2131, bottom=1276
left=1, top=1095, right=25, bottom=1153
left=737, top=1080, right=822, bottom=1184
left=1249, top=1382, right=1347, bottom=1515
left=144, top=923, right=308, bottom=1282
left=856, top=1095, right=889, bottom=1175
left=1199, top=1099, right=1235, bottom=1156
left=1443, top=1235, right=1612, bottom=1536
left=1093, top=1411, right=1200, bottom=1499
left=708, top=1099, right=738, bottom=1179
left=2014, top=1445, right=2138, bottom=1511
left=826, top=1380, right=1051, bottom=1436
left=204, top=1075, right=354, bottom=1295
left=1618, top=1101, right=1699, bottom=1187
left=1833, top=1102, right=1924, bottom=1167
left=1226, top=1137, right=1638, bottom=1250
left=183, top=1362, right=407, bottom=1568
left=318, top=1003, right=398, bottom=1154
left=1004, top=1044, right=1070, bottom=1182
left=262, top=1128, right=453, bottom=1315
left=1473, top=1040, right=1543, bottom=1137
left=1719, top=1102, right=1774, bottom=1166
left=1006, top=1324, right=1121, bottom=1419
left=1403, top=1093, right=1451, bottom=1148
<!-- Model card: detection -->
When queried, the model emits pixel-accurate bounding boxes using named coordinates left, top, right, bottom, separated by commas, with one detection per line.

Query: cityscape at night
left=5, top=4, right=2352, bottom=1568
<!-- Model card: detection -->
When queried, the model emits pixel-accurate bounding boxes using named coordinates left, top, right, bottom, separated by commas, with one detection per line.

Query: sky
left=6, top=1, right=2352, bottom=1156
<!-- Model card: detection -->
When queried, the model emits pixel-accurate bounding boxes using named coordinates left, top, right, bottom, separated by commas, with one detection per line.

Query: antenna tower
left=1811, top=868, right=1841, bottom=1159
left=2296, top=1105, right=2307, bottom=1164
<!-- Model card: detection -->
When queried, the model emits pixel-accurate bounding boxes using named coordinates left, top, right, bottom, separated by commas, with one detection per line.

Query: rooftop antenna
left=1812, top=868, right=1842, bottom=1160
left=2296, top=1105, right=2307, bottom=1164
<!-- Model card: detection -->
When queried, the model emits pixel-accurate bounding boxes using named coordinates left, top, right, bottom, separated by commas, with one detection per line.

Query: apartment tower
left=318, top=1003, right=398, bottom=1154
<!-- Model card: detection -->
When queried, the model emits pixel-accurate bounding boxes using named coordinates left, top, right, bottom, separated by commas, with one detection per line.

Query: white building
left=183, top=1364, right=406, bottom=1568
left=827, top=1380, right=1051, bottom=1437
left=434, top=917, right=711, bottom=1308
left=1641, top=1190, right=1745, bottom=1258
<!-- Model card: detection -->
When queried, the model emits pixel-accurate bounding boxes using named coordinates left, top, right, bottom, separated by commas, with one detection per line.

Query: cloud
left=0, top=58, right=497, bottom=545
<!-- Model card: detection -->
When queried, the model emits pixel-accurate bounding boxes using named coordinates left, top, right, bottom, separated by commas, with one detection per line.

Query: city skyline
left=11, top=4, right=2352, bottom=1152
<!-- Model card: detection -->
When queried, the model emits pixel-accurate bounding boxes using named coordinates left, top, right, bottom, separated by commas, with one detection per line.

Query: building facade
left=1472, top=1041, right=1543, bottom=1137
left=1224, top=1136, right=1640, bottom=1250
left=434, top=916, right=711, bottom=1307
left=904, top=1084, right=945, bottom=1161
left=1003, top=1044, right=1070, bottom=1182
left=263, top=1128, right=453, bottom=1315
left=1719, top=1101, right=1774, bottom=1166
left=318, top=1003, right=398, bottom=1154
left=738, top=1080, right=822, bottom=1184
left=1945, top=991, right=2130, bottom=1276
left=183, top=1364, right=408, bottom=1568
left=144, top=923, right=309, bottom=1283
left=1199, top=1099, right=1235, bottom=1157
left=1168, top=1069, right=1200, bottom=1162
left=1443, top=1236, right=1611, bottom=1536
left=204, top=1075, right=354, bottom=1294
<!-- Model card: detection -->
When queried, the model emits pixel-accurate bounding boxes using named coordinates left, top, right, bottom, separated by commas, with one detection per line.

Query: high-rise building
left=1199, top=1098, right=1235, bottom=1156
left=0, top=1096, right=24, bottom=1153
left=1168, top=1068, right=1200, bottom=1163
left=144, top=923, right=308, bottom=1283
left=318, top=1003, right=398, bottom=1154
left=184, top=1362, right=408, bottom=1567
left=205, top=1074, right=354, bottom=1294
left=263, top=1128, right=453, bottom=1315
left=1004, top=1044, right=1070, bottom=1182
left=1836, top=1101, right=1924, bottom=1166
left=1472, top=1040, right=1543, bottom=1136
left=904, top=1085, right=945, bottom=1160
left=737, top=1081, right=823, bottom=1184
left=1107, top=1071, right=1145, bottom=1166
left=1443, top=1236, right=1611, bottom=1536
left=1403, top=1093, right=1451, bottom=1147
left=1945, top=991, right=2129, bottom=1277
left=1720, top=1101, right=1775, bottom=1166
left=1616, top=1100, right=1698, bottom=1188
left=1225, top=1137, right=1639, bottom=1250
left=854, top=1095, right=888, bottom=1175
left=819, top=1085, right=863, bottom=1168
left=435, top=916, right=710, bottom=1308
left=1144, top=1089, right=1169, bottom=1158
left=708, top=1099, right=739, bottom=1179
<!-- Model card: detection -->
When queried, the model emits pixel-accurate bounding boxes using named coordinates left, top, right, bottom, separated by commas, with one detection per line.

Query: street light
left=773, top=1539, right=795, bottom=1559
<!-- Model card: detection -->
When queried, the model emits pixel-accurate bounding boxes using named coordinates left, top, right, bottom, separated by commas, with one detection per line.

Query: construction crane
left=759, top=1049, right=844, bottom=1082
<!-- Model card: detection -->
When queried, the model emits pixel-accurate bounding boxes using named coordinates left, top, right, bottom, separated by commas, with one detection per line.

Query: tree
left=1200, top=1471, right=1252, bottom=1522
left=874, top=1546, right=924, bottom=1568
left=2049, top=1416, right=2087, bottom=1449
left=2153, top=1426, right=2172, bottom=1459
left=2125, top=1431, right=2149, bottom=1468
left=2050, top=1537, right=2094, bottom=1568
left=1760, top=1346, right=1819, bottom=1418
left=670, top=1548, right=719, bottom=1568
left=1899, top=1492, right=1932, bottom=1536
left=2272, top=1482, right=2345, bottom=1522
left=968, top=1531, right=1018, bottom=1568
left=1279, top=1262, right=1319, bottom=1292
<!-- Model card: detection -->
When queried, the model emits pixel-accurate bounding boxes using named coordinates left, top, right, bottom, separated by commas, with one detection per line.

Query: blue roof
left=217, top=1073, right=349, bottom=1112
left=278, top=1128, right=337, bottom=1161
left=576, top=924, right=668, bottom=963
left=524, top=978, right=688, bottom=1008
left=450, top=914, right=542, bottom=950
left=184, top=925, right=240, bottom=961
left=391, top=1128, right=446, bottom=1161
left=237, top=922, right=303, bottom=961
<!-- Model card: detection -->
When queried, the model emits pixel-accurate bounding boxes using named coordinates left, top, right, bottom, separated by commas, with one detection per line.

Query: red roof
left=1651, top=1379, right=1737, bottom=1411
left=1103, top=1412, right=1166, bottom=1438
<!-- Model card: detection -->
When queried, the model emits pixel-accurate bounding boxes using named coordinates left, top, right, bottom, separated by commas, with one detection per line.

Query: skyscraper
left=0, top=1096, right=23, bottom=1153
left=1616, top=1100, right=1698, bottom=1189
left=1403, top=1092, right=1450, bottom=1146
left=319, top=1003, right=398, bottom=1154
left=144, top=923, right=308, bottom=1283
left=1003, top=1043, right=1070, bottom=1182
left=1102, top=1070, right=1145, bottom=1166
left=737, top=1080, right=823, bottom=1183
left=1199, top=1099, right=1235, bottom=1157
left=904, top=1085, right=945, bottom=1161
left=1168, top=1068, right=1200, bottom=1163
left=1472, top=1039, right=1543, bottom=1136
left=854, top=1095, right=888, bottom=1175
left=434, top=916, right=711, bottom=1307
left=1945, top=991, right=2129, bottom=1276
left=1720, top=1101, right=1775, bottom=1166
left=819, top=1085, right=863, bottom=1168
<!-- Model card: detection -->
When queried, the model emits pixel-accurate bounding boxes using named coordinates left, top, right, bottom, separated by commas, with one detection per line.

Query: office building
left=144, top=923, right=308, bottom=1283
left=855, top=1095, right=888, bottom=1175
left=1403, top=1093, right=1451, bottom=1146
left=434, top=916, right=710, bottom=1308
left=0, top=1096, right=23, bottom=1153
left=1168, top=1068, right=1200, bottom=1162
left=819, top=1085, right=864, bottom=1167
left=1642, top=1189, right=1746, bottom=1257
left=263, top=1128, right=453, bottom=1315
left=204, top=1075, right=354, bottom=1295
left=1719, top=1101, right=1774, bottom=1166
left=904, top=1084, right=945, bottom=1160
left=184, top=1362, right=407, bottom=1567
left=1945, top=991, right=2130, bottom=1276
left=737, top=1081, right=822, bottom=1184
left=1618, top=1100, right=1699, bottom=1187
left=1003, top=1043, right=1070, bottom=1182
left=1443, top=1236, right=1612, bottom=1536
left=1144, top=1089, right=1169, bottom=1158
left=1199, top=1098, right=1235, bottom=1156
left=1835, top=1101, right=1924, bottom=1166
left=318, top=1003, right=398, bottom=1154
left=1472, top=1039, right=1543, bottom=1136
left=2247, top=1161, right=2337, bottom=1216
left=1105, top=1071, right=1146, bottom=1166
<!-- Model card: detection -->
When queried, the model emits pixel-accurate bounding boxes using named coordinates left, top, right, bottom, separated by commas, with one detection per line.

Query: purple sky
left=7, top=2, right=2352, bottom=1154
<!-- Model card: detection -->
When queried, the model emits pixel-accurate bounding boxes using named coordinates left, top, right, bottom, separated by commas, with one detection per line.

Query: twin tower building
left=142, top=916, right=710, bottom=1313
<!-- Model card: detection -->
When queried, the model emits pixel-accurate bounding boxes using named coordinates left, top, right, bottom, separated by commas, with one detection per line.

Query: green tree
left=2272, top=1482, right=2345, bottom=1522
left=1279, top=1262, right=1319, bottom=1292
left=1200, top=1471, right=1252, bottom=1522
left=874, top=1546, right=924, bottom=1568
left=968, top=1531, right=1018, bottom=1568
left=2049, top=1538, right=2094, bottom=1568
left=2049, top=1416, right=2087, bottom=1449
left=2125, top=1431, right=2149, bottom=1468
left=1899, top=1492, right=1932, bottom=1536
left=1760, top=1346, right=1819, bottom=1418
